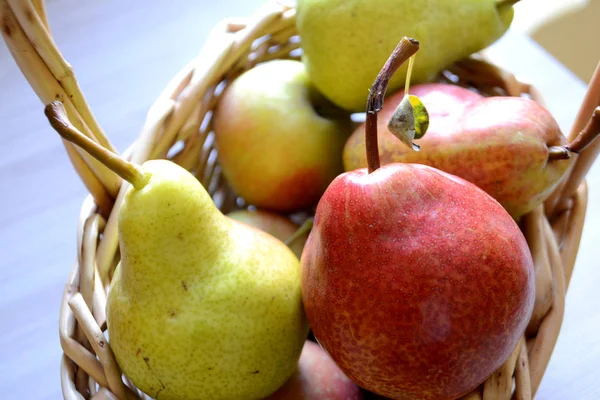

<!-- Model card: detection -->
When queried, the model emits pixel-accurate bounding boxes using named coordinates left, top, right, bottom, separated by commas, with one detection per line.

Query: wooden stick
left=528, top=218, right=567, bottom=396
left=568, top=108, right=600, bottom=154
left=555, top=113, right=600, bottom=208
left=45, top=101, right=148, bottom=190
left=90, top=388, right=119, bottom=400
left=483, top=337, right=523, bottom=399
left=80, top=215, right=104, bottom=314
left=461, top=388, right=483, bottom=400
left=30, top=0, right=49, bottom=29
left=0, top=3, right=122, bottom=197
left=74, top=365, right=89, bottom=399
left=68, top=293, right=133, bottom=400
left=60, top=355, right=86, bottom=400
left=513, top=339, right=532, bottom=400
left=59, top=264, right=109, bottom=388
left=546, top=61, right=600, bottom=216
left=522, top=206, right=554, bottom=336
left=560, top=182, right=588, bottom=288
left=8, top=0, right=115, bottom=153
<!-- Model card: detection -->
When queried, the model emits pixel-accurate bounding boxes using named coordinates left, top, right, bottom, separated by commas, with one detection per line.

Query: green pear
left=108, top=161, right=308, bottom=399
left=296, top=0, right=516, bottom=111
left=227, top=209, right=309, bottom=259
left=45, top=102, right=309, bottom=400
left=214, top=60, right=353, bottom=213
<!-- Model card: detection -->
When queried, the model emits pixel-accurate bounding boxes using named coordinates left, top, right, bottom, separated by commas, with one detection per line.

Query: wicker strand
left=545, top=61, right=600, bottom=216
left=90, top=388, right=119, bottom=400
left=527, top=217, right=567, bottom=396
left=483, top=336, right=524, bottom=399
left=0, top=2, right=122, bottom=198
left=59, top=264, right=110, bottom=389
left=61, top=355, right=85, bottom=400
left=522, top=206, right=554, bottom=336
left=461, top=389, right=484, bottom=400
left=7, top=0, right=115, bottom=153
left=68, top=293, right=134, bottom=400
left=560, top=182, right=588, bottom=288
left=513, top=340, right=532, bottom=400
left=30, top=0, right=47, bottom=28
left=80, top=215, right=105, bottom=314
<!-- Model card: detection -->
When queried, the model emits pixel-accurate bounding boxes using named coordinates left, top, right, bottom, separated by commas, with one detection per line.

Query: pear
left=45, top=102, right=309, bottom=400
left=266, top=341, right=363, bottom=399
left=301, top=44, right=534, bottom=399
left=343, top=83, right=572, bottom=218
left=213, top=60, right=353, bottom=212
left=296, top=0, right=516, bottom=111
left=227, top=209, right=310, bottom=259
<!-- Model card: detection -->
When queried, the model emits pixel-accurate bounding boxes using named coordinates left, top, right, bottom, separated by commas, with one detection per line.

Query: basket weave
left=2, top=1, right=599, bottom=399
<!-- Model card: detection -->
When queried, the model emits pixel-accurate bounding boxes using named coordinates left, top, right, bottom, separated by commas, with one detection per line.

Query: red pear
left=303, top=39, right=535, bottom=399
left=343, top=83, right=572, bottom=218
left=301, top=164, right=535, bottom=399
left=266, top=341, right=363, bottom=400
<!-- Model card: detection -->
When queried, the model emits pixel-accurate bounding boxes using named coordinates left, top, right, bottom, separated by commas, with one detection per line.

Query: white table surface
left=0, top=1, right=597, bottom=399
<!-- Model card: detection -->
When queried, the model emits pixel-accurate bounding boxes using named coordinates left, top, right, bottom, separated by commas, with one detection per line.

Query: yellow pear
left=45, top=102, right=309, bottom=400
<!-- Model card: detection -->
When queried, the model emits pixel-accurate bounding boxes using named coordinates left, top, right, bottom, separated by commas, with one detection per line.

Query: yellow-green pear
left=214, top=60, right=353, bottom=213
left=45, top=102, right=309, bottom=400
left=296, top=0, right=516, bottom=111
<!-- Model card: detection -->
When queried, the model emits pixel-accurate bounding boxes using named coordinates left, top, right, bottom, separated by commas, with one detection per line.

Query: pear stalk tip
left=365, top=37, right=420, bottom=173
left=44, top=101, right=149, bottom=190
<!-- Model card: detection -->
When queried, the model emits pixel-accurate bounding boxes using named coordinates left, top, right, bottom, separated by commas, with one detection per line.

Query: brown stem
left=45, top=101, right=149, bottom=190
left=547, top=146, right=571, bottom=161
left=547, top=107, right=600, bottom=161
left=567, top=107, right=600, bottom=154
left=366, top=37, right=420, bottom=173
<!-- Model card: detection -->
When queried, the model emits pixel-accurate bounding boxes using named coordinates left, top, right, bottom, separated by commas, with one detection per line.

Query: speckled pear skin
left=266, top=341, right=363, bottom=399
left=301, top=164, right=535, bottom=399
left=296, top=0, right=514, bottom=111
left=343, top=84, right=572, bottom=218
left=214, top=60, right=353, bottom=213
left=106, top=160, right=309, bottom=400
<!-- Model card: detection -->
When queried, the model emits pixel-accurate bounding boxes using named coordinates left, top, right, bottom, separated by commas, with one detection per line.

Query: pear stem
left=284, top=218, right=314, bottom=247
left=45, top=101, right=149, bottom=190
left=547, top=146, right=571, bottom=161
left=366, top=37, right=420, bottom=173
left=547, top=107, right=600, bottom=161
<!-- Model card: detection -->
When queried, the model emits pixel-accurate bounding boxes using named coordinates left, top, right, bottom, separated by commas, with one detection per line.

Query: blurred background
left=0, top=0, right=598, bottom=399
left=513, top=0, right=598, bottom=82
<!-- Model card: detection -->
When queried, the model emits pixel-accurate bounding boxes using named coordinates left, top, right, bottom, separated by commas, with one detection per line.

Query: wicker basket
left=3, top=0, right=599, bottom=399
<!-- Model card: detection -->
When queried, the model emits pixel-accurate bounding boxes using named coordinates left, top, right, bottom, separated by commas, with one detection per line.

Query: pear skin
left=343, top=84, right=572, bottom=218
left=227, top=209, right=309, bottom=259
left=107, top=160, right=309, bottom=400
left=297, top=0, right=514, bottom=111
left=213, top=60, right=353, bottom=213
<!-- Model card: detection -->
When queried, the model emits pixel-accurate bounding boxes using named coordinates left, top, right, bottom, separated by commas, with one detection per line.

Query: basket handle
left=0, top=0, right=120, bottom=214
